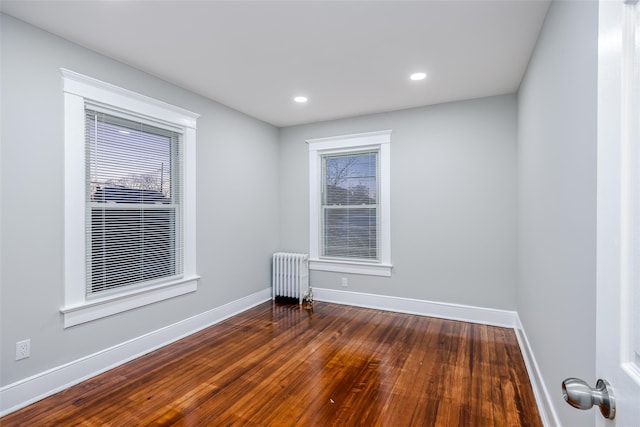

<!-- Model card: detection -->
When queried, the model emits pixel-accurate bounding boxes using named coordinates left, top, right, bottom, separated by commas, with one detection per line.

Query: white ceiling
left=1, top=0, right=550, bottom=127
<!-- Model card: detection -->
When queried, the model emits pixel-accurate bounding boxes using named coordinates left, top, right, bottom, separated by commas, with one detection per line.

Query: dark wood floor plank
left=1, top=301, right=542, bottom=426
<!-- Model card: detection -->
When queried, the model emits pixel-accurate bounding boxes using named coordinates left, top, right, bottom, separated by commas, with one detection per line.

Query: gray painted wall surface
left=279, top=95, right=517, bottom=310
left=0, top=14, right=280, bottom=385
left=517, top=1, right=598, bottom=426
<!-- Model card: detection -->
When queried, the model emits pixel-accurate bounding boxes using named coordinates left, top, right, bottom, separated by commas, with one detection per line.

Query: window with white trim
left=308, top=130, right=392, bottom=277
left=61, top=69, right=199, bottom=327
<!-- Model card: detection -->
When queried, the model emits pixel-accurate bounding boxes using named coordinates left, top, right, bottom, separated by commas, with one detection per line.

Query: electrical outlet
left=341, top=277, right=348, bottom=287
left=16, top=339, right=30, bottom=360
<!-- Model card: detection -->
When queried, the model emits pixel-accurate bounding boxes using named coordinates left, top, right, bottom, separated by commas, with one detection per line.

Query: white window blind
left=321, top=151, right=379, bottom=260
left=85, top=108, right=183, bottom=296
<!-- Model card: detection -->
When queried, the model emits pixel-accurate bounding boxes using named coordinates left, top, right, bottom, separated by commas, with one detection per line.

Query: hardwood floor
left=1, top=301, right=541, bottom=426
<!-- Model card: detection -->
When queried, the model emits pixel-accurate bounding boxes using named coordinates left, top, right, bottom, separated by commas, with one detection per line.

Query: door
left=596, top=0, right=640, bottom=424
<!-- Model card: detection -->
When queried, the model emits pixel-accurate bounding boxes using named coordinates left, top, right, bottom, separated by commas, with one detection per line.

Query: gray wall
left=279, top=95, right=517, bottom=310
left=0, top=14, right=280, bottom=385
left=517, top=1, right=598, bottom=426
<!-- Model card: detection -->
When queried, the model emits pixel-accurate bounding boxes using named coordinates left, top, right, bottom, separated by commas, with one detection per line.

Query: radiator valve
left=303, top=286, right=314, bottom=307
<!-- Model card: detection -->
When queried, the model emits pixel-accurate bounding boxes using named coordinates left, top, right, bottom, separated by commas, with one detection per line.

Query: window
left=61, top=69, right=199, bottom=327
left=322, top=151, right=378, bottom=259
left=308, top=130, right=392, bottom=276
left=86, top=110, right=181, bottom=295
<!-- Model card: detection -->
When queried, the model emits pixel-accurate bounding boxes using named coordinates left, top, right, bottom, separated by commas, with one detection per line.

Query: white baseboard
left=313, top=287, right=518, bottom=328
left=514, top=316, right=562, bottom=427
left=0, top=287, right=272, bottom=417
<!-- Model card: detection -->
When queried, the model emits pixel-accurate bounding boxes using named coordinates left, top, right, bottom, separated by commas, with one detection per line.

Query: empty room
left=1, top=0, right=639, bottom=426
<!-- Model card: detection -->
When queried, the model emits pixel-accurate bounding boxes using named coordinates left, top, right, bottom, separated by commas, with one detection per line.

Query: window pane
left=323, top=208, right=377, bottom=259
left=86, top=111, right=176, bottom=204
left=90, top=208, right=177, bottom=293
left=324, top=153, right=377, bottom=206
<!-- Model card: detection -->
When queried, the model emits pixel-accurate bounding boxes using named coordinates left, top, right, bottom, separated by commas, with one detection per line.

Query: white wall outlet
left=341, top=277, right=348, bottom=287
left=16, top=339, right=30, bottom=360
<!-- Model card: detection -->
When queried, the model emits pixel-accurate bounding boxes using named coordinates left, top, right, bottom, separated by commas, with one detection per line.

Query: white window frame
left=307, top=130, right=392, bottom=277
left=61, top=69, right=199, bottom=328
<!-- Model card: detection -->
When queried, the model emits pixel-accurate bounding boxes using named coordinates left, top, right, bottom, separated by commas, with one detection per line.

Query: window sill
left=60, top=276, right=199, bottom=328
left=309, top=259, right=392, bottom=277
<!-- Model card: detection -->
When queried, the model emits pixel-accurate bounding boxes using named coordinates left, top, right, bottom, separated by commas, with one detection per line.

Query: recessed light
left=410, top=72, right=427, bottom=81
left=294, top=96, right=308, bottom=103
